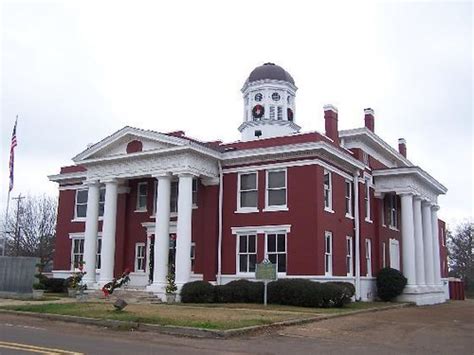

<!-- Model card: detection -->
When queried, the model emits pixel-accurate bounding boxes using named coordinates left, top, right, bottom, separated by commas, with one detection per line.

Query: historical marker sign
left=255, top=259, right=277, bottom=306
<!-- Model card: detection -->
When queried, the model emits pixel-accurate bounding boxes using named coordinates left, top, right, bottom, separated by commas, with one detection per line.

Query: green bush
left=376, top=267, right=407, bottom=301
left=180, top=281, right=216, bottom=303
left=325, top=282, right=355, bottom=306
left=216, top=279, right=264, bottom=303
left=43, top=278, right=67, bottom=293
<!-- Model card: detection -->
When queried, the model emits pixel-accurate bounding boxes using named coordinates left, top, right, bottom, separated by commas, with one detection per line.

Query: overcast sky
left=1, top=1, right=472, bottom=227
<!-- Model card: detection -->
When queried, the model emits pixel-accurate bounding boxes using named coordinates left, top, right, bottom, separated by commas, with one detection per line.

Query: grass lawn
left=1, top=301, right=400, bottom=330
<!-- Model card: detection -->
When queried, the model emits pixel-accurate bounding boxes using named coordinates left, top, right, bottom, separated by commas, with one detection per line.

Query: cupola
left=239, top=63, right=301, bottom=141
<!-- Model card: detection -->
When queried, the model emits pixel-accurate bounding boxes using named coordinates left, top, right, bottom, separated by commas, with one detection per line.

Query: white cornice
left=339, top=127, right=412, bottom=167
left=48, top=171, right=86, bottom=183
left=238, top=119, right=301, bottom=133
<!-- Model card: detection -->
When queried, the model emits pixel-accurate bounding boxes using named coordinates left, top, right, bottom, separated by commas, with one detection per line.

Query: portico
left=373, top=167, right=448, bottom=305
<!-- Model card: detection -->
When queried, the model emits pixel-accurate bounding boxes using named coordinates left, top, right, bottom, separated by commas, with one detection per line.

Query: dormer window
left=254, top=93, right=263, bottom=102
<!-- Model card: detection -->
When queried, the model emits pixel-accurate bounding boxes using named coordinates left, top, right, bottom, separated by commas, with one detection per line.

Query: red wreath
left=252, top=105, right=264, bottom=119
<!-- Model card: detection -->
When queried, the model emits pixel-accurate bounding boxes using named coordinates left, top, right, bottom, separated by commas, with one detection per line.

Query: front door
left=148, top=234, right=176, bottom=283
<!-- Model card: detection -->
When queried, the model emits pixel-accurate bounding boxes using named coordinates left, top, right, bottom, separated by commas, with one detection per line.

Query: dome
left=246, top=62, right=295, bottom=85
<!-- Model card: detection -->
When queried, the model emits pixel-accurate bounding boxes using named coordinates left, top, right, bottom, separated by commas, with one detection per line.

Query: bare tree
left=447, top=220, right=473, bottom=290
left=3, top=194, right=57, bottom=266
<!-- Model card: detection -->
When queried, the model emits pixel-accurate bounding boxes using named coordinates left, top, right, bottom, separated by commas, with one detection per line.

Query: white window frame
left=390, top=239, right=400, bottom=270
left=152, top=180, right=158, bottom=216
left=346, top=236, right=353, bottom=276
left=389, top=194, right=398, bottom=229
left=236, top=233, right=257, bottom=274
left=364, top=177, right=372, bottom=222
left=74, top=189, right=88, bottom=220
left=265, top=232, right=287, bottom=274
left=325, top=231, right=333, bottom=276
left=98, top=187, right=105, bottom=218
left=345, top=180, right=353, bottom=218
left=136, top=182, right=148, bottom=212
left=382, top=241, right=387, bottom=268
left=191, top=242, right=196, bottom=273
left=71, top=238, right=84, bottom=270
left=170, top=181, right=179, bottom=214
left=135, top=242, right=146, bottom=272
left=365, top=238, right=372, bottom=277
left=192, top=179, right=198, bottom=207
left=265, top=169, right=288, bottom=211
left=323, top=170, right=333, bottom=212
left=237, top=172, right=258, bottom=213
left=96, top=238, right=102, bottom=270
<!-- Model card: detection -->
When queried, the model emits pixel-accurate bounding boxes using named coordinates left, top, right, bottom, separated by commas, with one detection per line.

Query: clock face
left=272, top=92, right=281, bottom=101
left=252, top=104, right=265, bottom=119
left=254, top=93, right=263, bottom=102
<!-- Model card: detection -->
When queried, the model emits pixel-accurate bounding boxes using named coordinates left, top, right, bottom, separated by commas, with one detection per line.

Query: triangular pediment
left=72, top=126, right=187, bottom=162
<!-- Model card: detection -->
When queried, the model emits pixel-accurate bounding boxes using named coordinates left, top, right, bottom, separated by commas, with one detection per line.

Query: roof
left=246, top=63, right=295, bottom=85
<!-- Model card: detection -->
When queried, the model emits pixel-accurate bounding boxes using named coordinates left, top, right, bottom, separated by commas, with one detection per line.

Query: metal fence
left=0, top=256, right=39, bottom=294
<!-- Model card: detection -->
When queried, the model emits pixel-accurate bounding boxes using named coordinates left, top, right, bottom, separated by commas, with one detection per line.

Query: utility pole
left=11, top=194, right=25, bottom=257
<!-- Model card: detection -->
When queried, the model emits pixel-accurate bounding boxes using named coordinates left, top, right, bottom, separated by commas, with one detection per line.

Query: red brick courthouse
left=49, top=63, right=449, bottom=304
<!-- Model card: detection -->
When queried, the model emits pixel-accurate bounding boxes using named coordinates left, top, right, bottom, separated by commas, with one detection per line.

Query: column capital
left=413, top=195, right=423, bottom=202
left=100, top=177, right=119, bottom=184
left=83, top=179, right=100, bottom=187
left=431, top=204, right=440, bottom=212
left=421, top=199, right=434, bottom=207
left=151, top=172, right=172, bottom=179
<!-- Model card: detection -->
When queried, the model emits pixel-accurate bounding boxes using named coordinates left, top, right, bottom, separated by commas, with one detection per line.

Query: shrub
left=376, top=267, right=407, bottom=301
left=268, top=279, right=352, bottom=308
left=180, top=281, right=216, bottom=303
left=43, top=278, right=67, bottom=293
left=216, top=279, right=264, bottom=303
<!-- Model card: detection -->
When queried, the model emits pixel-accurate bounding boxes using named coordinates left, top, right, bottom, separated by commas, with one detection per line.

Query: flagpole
left=2, top=190, right=11, bottom=256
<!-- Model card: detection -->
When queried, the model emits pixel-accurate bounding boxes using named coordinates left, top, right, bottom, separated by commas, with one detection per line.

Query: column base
left=397, top=285, right=446, bottom=305
left=146, top=282, right=168, bottom=302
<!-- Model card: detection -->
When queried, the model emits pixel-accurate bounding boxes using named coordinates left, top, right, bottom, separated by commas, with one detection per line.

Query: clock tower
left=239, top=63, right=301, bottom=141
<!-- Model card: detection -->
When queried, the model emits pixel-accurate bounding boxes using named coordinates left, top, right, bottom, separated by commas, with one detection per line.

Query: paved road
left=0, top=300, right=472, bottom=354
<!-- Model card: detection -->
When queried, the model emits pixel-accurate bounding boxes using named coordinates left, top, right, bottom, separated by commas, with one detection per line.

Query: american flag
left=8, top=116, right=18, bottom=192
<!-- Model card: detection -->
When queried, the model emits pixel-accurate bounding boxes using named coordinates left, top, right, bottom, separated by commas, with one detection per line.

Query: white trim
left=235, top=233, right=257, bottom=274
left=231, top=224, right=291, bottom=235
left=265, top=168, right=287, bottom=210
left=345, top=179, right=353, bottom=218
left=237, top=171, right=259, bottom=212
left=59, top=184, right=86, bottom=191
left=135, top=242, right=146, bottom=273
left=136, top=182, right=148, bottom=212
left=323, top=169, right=333, bottom=211
left=324, top=231, right=333, bottom=276
left=264, top=231, right=288, bottom=275
left=346, top=236, right=353, bottom=277
left=365, top=238, right=372, bottom=277
left=223, top=158, right=354, bottom=181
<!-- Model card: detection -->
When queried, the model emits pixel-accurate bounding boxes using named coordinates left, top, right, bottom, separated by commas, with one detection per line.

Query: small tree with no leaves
left=2, top=194, right=57, bottom=266
left=447, top=221, right=473, bottom=290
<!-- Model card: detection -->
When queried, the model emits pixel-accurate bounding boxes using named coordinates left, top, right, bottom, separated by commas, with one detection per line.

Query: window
left=136, top=182, right=148, bottom=211
left=266, top=170, right=286, bottom=208
left=98, top=188, right=105, bottom=217
left=365, top=177, right=371, bottom=221
left=191, top=242, right=196, bottom=272
left=170, top=181, right=178, bottom=213
left=238, top=234, right=257, bottom=273
left=71, top=238, right=84, bottom=269
left=323, top=170, right=332, bottom=211
left=267, top=233, right=287, bottom=273
left=270, top=106, right=275, bottom=119
left=382, top=242, right=387, bottom=268
left=390, top=239, right=400, bottom=270
left=345, top=180, right=352, bottom=217
left=362, top=151, right=369, bottom=165
left=277, top=106, right=283, bottom=120
left=238, top=172, right=258, bottom=210
left=192, top=179, right=198, bottom=206
left=135, top=243, right=146, bottom=272
left=365, top=239, right=372, bottom=277
left=346, top=236, right=353, bottom=276
left=152, top=181, right=158, bottom=214
left=96, top=238, right=102, bottom=269
left=388, top=194, right=398, bottom=228
left=75, top=188, right=105, bottom=219
left=325, top=232, right=333, bottom=275
left=75, top=190, right=88, bottom=218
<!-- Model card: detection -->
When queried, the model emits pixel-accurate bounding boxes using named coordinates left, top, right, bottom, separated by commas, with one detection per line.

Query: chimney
left=364, top=108, right=375, bottom=132
left=324, top=104, right=339, bottom=145
left=398, top=138, right=407, bottom=158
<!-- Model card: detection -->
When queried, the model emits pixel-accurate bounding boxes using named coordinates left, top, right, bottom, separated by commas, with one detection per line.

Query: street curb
left=0, top=303, right=413, bottom=339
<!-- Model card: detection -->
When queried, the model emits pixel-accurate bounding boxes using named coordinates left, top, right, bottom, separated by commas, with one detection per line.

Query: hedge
left=181, top=279, right=354, bottom=308
left=43, top=277, right=67, bottom=293
left=376, top=267, right=407, bottom=301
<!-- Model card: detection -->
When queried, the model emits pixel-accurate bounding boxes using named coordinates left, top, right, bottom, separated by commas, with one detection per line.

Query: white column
left=175, top=174, right=194, bottom=287
left=83, top=181, right=100, bottom=285
left=413, top=197, right=426, bottom=286
left=98, top=180, right=118, bottom=284
left=151, top=174, right=171, bottom=289
left=431, top=205, right=442, bottom=286
left=422, top=201, right=435, bottom=286
left=401, top=193, right=416, bottom=287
